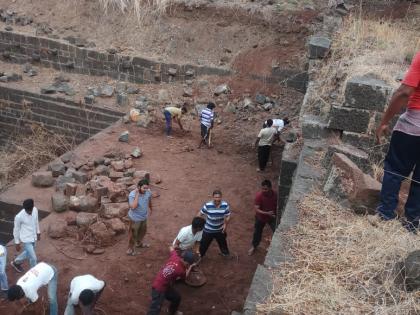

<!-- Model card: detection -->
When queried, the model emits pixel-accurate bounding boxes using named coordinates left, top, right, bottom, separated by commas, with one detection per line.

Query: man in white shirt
left=7, top=262, right=58, bottom=315
left=263, top=117, right=290, bottom=133
left=0, top=245, right=8, bottom=297
left=255, top=119, right=277, bottom=172
left=64, top=275, right=106, bottom=315
left=171, top=217, right=205, bottom=254
left=11, top=199, right=40, bottom=273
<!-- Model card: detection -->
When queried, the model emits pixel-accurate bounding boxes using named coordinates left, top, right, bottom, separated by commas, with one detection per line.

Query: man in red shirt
left=376, top=50, right=420, bottom=232
left=248, top=180, right=277, bottom=255
left=147, top=250, right=196, bottom=315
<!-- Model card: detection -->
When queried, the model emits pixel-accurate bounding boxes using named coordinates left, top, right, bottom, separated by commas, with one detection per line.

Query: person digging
left=163, top=104, right=188, bottom=138
left=127, top=179, right=153, bottom=256
left=147, top=250, right=197, bottom=315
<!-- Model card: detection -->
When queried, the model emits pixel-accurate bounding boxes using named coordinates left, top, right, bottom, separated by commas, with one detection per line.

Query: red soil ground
left=0, top=119, right=282, bottom=315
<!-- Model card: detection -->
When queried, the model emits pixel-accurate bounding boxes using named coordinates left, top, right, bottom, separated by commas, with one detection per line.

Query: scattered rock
left=111, top=160, right=125, bottom=172
left=117, top=93, right=129, bottom=106
left=84, top=95, right=95, bottom=104
left=168, top=68, right=177, bottom=76
left=183, top=88, right=193, bottom=97
left=255, top=93, right=266, bottom=105
left=126, top=86, right=139, bottom=94
left=55, top=175, right=76, bottom=192
left=89, top=222, right=115, bottom=246
left=47, top=161, right=66, bottom=177
left=65, top=182, right=78, bottom=197
left=119, top=131, right=129, bottom=143
left=76, top=212, right=98, bottom=227
left=79, top=195, right=99, bottom=212
left=94, top=165, right=110, bottom=176
left=51, top=193, right=69, bottom=213
left=99, top=84, right=115, bottom=97
left=403, top=250, right=420, bottom=291
left=185, top=69, right=195, bottom=77
left=109, top=171, right=124, bottom=181
left=105, top=218, right=126, bottom=234
left=61, top=151, right=74, bottom=163
left=48, top=220, right=67, bottom=239
left=124, top=159, right=133, bottom=169
left=101, top=202, right=128, bottom=219
left=32, top=171, right=54, bottom=187
left=309, top=36, right=331, bottom=59
left=72, top=171, right=88, bottom=184
left=214, top=84, right=230, bottom=96
left=131, top=147, right=142, bottom=158
left=263, top=103, right=273, bottom=111
left=223, top=102, right=236, bottom=113
left=41, top=85, right=57, bottom=94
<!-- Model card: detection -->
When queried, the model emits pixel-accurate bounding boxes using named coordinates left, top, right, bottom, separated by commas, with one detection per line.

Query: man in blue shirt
left=127, top=179, right=153, bottom=256
left=198, top=189, right=231, bottom=258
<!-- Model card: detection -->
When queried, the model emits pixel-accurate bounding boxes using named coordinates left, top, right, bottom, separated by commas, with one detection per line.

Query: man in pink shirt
left=376, top=50, right=420, bottom=232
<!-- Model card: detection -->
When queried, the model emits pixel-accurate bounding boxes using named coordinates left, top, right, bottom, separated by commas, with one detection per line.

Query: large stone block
left=342, top=131, right=375, bottom=150
left=345, top=75, right=392, bottom=112
left=308, top=36, right=331, bottom=59
left=404, top=250, right=420, bottom=291
left=328, top=105, right=370, bottom=133
left=32, top=171, right=54, bottom=187
left=324, top=143, right=371, bottom=174
left=323, top=153, right=381, bottom=214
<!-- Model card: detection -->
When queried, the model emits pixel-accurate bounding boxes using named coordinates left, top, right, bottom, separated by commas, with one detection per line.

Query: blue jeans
left=377, top=131, right=420, bottom=228
left=47, top=265, right=58, bottom=315
left=15, top=242, right=37, bottom=267
left=0, top=245, right=8, bottom=290
left=164, top=110, right=172, bottom=136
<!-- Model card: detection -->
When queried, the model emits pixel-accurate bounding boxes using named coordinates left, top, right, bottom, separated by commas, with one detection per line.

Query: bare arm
left=255, top=137, right=260, bottom=148
left=254, top=205, right=275, bottom=217
left=376, top=84, right=416, bottom=143
left=148, top=196, right=153, bottom=214
left=129, top=190, right=140, bottom=209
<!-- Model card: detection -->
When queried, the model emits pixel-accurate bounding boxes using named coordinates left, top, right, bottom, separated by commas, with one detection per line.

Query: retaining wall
left=0, top=30, right=230, bottom=84
left=0, top=200, right=49, bottom=243
left=0, top=85, right=125, bottom=146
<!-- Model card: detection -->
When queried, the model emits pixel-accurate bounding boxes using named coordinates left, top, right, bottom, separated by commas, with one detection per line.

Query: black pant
left=378, top=130, right=420, bottom=227
left=252, top=217, right=276, bottom=248
left=199, top=231, right=229, bottom=257
left=147, top=287, right=181, bottom=315
left=258, top=145, right=271, bottom=170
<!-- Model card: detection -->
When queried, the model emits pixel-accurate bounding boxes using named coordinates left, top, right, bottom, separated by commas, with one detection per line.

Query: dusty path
left=0, top=120, right=280, bottom=314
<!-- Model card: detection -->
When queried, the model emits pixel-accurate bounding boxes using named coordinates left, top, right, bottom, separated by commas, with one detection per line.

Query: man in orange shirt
left=376, top=50, right=420, bottom=232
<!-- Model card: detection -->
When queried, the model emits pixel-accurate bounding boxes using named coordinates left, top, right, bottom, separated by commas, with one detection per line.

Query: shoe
left=135, top=243, right=150, bottom=248
left=11, top=261, right=24, bottom=273
left=126, top=249, right=138, bottom=256
left=219, top=252, right=234, bottom=260
left=248, top=247, right=256, bottom=256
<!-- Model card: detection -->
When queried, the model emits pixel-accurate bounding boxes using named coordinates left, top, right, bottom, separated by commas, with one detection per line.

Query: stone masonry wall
left=0, top=30, right=230, bottom=84
left=0, top=85, right=124, bottom=146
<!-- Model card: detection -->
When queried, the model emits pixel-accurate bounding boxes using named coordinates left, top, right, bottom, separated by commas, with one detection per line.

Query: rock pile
left=41, top=149, right=160, bottom=248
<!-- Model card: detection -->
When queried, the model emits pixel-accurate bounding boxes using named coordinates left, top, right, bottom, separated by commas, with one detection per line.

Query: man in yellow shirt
left=164, top=105, right=188, bottom=137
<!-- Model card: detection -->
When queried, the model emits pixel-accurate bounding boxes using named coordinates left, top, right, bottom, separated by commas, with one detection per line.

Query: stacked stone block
left=0, top=86, right=124, bottom=144
left=0, top=31, right=230, bottom=84
left=328, top=75, right=393, bottom=149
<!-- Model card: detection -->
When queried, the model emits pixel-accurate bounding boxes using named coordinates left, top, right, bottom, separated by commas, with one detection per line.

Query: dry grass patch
left=97, top=0, right=173, bottom=19
left=307, top=13, right=420, bottom=118
left=0, top=126, right=74, bottom=191
left=257, top=192, right=420, bottom=315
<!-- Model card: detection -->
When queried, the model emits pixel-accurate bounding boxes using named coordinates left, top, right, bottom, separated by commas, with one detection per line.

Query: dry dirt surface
left=0, top=0, right=320, bottom=70
left=0, top=120, right=282, bottom=315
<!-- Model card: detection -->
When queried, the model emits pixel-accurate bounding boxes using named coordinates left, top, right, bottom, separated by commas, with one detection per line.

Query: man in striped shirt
left=198, top=189, right=231, bottom=258
left=198, top=102, right=216, bottom=148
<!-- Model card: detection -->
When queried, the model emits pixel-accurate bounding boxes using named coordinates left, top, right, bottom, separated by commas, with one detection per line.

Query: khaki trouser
left=128, top=220, right=147, bottom=248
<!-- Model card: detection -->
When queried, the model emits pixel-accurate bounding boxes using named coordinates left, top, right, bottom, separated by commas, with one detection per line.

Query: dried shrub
left=257, top=192, right=420, bottom=315
left=0, top=125, right=74, bottom=191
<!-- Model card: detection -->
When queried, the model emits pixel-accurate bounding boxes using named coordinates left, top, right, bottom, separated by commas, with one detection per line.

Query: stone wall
left=0, top=85, right=124, bottom=145
left=0, top=30, right=230, bottom=84
left=0, top=200, right=49, bottom=243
